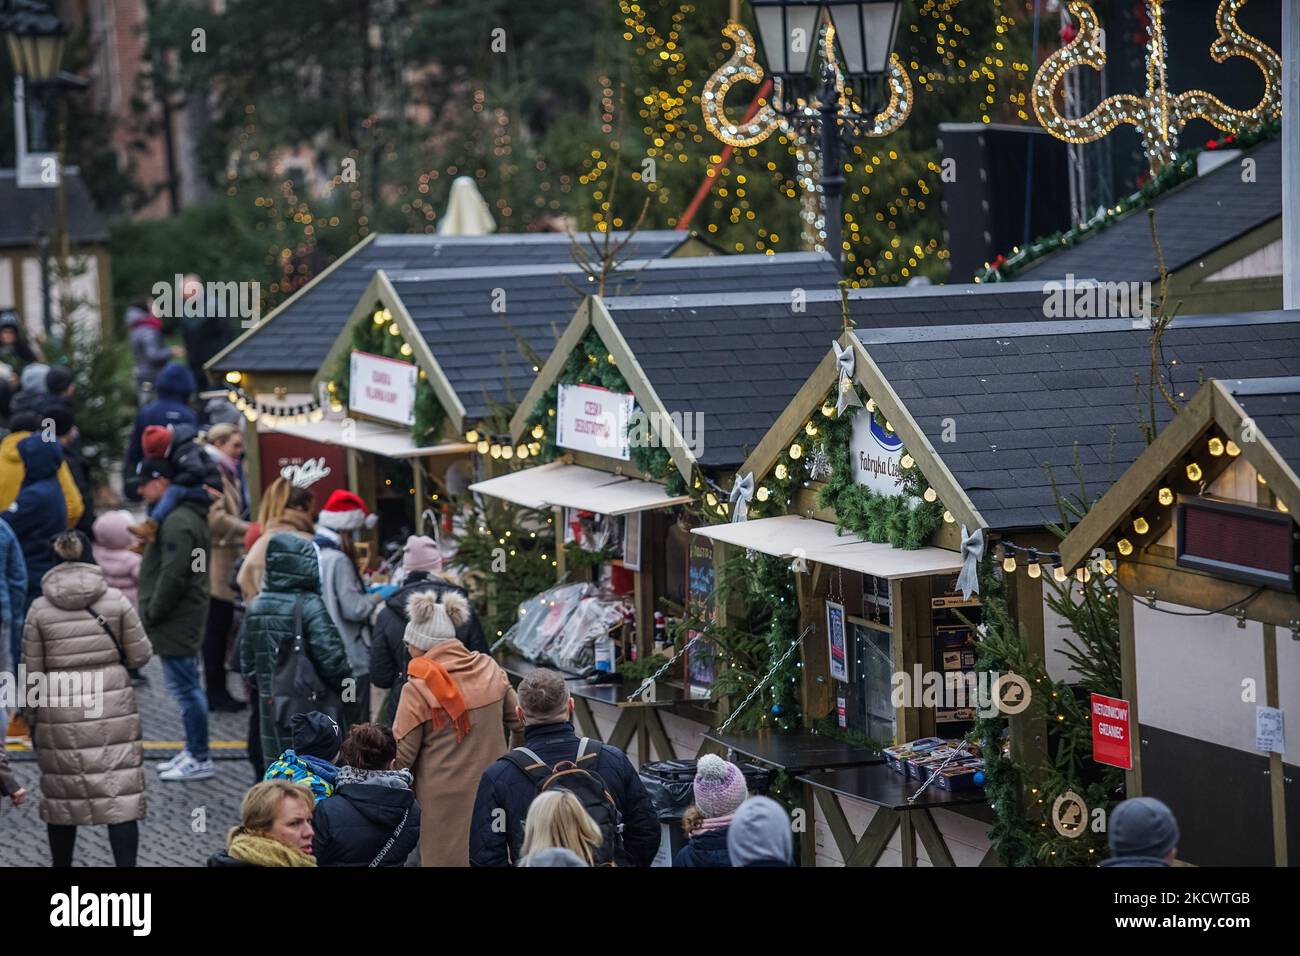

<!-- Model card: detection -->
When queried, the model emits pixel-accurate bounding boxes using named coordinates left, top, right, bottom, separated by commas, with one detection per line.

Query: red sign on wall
left=1090, top=692, right=1133, bottom=770
left=257, top=431, right=348, bottom=506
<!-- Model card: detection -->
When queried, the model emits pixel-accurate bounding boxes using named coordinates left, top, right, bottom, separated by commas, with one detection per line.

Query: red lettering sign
left=1090, top=692, right=1132, bottom=769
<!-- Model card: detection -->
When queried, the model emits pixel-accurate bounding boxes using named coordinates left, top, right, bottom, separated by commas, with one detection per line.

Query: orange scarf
left=392, top=641, right=510, bottom=743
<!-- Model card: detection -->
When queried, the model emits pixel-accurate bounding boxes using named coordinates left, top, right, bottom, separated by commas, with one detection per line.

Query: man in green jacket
left=137, top=457, right=213, bottom=782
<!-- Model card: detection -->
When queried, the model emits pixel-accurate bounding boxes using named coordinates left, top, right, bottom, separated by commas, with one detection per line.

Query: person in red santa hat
left=313, top=490, right=381, bottom=726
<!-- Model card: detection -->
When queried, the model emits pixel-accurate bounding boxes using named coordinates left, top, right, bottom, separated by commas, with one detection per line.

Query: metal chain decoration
left=1032, top=0, right=1280, bottom=174
left=702, top=21, right=913, bottom=150
left=627, top=633, right=704, bottom=702
left=717, top=624, right=813, bottom=733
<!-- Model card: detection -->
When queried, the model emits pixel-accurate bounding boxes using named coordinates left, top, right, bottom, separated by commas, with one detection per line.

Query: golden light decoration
left=1133, top=516, right=1150, bottom=535
left=501, top=445, right=514, bottom=460
left=821, top=402, right=836, bottom=418
left=1032, top=0, right=1280, bottom=174
left=923, top=487, right=937, bottom=503
left=1157, top=487, right=1174, bottom=506
left=225, top=371, right=242, bottom=384
left=1054, top=565, right=1069, bottom=583
left=942, top=510, right=954, bottom=524
left=900, top=453, right=914, bottom=469
left=805, top=421, right=818, bottom=437
left=1208, top=437, right=1225, bottom=457
left=789, top=442, right=803, bottom=460
left=466, top=429, right=479, bottom=443
left=775, top=463, right=789, bottom=481
left=1117, top=538, right=1134, bottom=556
left=757, top=486, right=770, bottom=502
left=1226, top=440, right=1241, bottom=457
left=476, top=439, right=489, bottom=455
left=1186, top=462, right=1203, bottom=481
left=702, top=22, right=913, bottom=150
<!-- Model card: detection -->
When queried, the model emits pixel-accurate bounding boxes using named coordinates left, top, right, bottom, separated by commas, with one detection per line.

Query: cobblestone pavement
left=1, top=660, right=257, bottom=868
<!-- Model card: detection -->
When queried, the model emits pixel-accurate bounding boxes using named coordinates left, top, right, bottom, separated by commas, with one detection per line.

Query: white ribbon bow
left=729, top=471, right=755, bottom=523
left=833, top=340, right=864, bottom=415
left=956, top=525, right=985, bottom=600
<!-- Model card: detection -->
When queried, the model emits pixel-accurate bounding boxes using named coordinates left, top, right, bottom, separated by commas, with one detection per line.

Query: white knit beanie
left=404, top=590, right=470, bottom=652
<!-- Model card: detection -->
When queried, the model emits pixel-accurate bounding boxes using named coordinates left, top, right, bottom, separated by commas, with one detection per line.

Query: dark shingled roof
left=391, top=252, right=841, bottom=425
left=1017, top=138, right=1281, bottom=283
left=855, top=310, right=1300, bottom=531
left=210, top=231, right=690, bottom=374
left=0, top=169, right=108, bottom=247
left=1224, top=376, right=1300, bottom=475
left=595, top=280, right=1054, bottom=470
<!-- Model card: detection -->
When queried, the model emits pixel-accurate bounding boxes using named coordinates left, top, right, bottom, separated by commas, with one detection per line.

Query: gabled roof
left=0, top=169, right=108, bottom=247
left=1017, top=138, right=1281, bottom=283
left=856, top=310, right=1300, bottom=532
left=324, top=252, right=842, bottom=437
left=1059, top=376, right=1300, bottom=573
left=508, top=279, right=1053, bottom=474
left=207, top=230, right=691, bottom=375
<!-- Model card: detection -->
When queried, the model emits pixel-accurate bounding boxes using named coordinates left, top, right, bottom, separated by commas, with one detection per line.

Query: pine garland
left=328, top=305, right=446, bottom=445
left=520, top=328, right=683, bottom=494
left=753, top=382, right=944, bottom=549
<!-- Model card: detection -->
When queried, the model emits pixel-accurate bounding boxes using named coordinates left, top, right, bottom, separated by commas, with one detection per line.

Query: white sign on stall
left=849, top=410, right=905, bottom=496
left=555, top=382, right=633, bottom=460
left=349, top=350, right=417, bottom=426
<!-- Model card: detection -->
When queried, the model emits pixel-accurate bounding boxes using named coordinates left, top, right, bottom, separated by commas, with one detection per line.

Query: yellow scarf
left=227, top=829, right=317, bottom=867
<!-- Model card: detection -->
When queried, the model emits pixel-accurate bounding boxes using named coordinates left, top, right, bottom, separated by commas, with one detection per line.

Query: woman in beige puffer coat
left=23, top=531, right=152, bottom=867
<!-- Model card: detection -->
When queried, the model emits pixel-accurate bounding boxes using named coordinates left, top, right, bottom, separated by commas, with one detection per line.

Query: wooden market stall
left=469, top=274, right=851, bottom=766
left=686, top=302, right=1300, bottom=867
left=1060, top=376, right=1300, bottom=866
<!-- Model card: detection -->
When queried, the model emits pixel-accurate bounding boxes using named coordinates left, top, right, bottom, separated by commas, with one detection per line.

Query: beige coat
left=236, top=508, right=315, bottom=603
left=208, top=470, right=249, bottom=604
left=23, top=562, right=153, bottom=826
left=395, top=656, right=524, bottom=867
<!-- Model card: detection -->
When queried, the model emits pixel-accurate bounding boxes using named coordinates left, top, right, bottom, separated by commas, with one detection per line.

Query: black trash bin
left=638, top=758, right=773, bottom=864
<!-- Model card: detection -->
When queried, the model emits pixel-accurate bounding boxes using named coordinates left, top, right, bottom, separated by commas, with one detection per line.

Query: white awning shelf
left=261, top=417, right=471, bottom=460
left=469, top=462, right=691, bottom=516
left=691, top=515, right=962, bottom=580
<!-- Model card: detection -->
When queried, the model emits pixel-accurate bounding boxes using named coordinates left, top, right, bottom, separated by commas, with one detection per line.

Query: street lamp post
left=747, top=0, right=902, bottom=264
left=3, top=0, right=69, bottom=152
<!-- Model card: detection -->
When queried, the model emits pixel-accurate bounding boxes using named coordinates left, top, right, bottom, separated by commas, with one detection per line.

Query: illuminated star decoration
left=1032, top=0, right=1280, bottom=174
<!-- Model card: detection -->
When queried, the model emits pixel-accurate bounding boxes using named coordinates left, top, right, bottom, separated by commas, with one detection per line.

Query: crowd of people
left=0, top=293, right=1180, bottom=869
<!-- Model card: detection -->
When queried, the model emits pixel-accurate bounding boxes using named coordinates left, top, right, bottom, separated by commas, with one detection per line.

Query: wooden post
left=1116, top=585, right=1142, bottom=795
left=796, top=562, right=831, bottom=726
left=553, top=506, right=566, bottom=583
left=412, top=458, right=425, bottom=533
left=1008, top=571, right=1049, bottom=782
left=1263, top=622, right=1287, bottom=866
left=244, top=417, right=264, bottom=517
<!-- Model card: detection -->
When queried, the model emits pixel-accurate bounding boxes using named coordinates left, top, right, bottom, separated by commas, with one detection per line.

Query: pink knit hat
left=693, top=754, right=748, bottom=819
left=402, top=535, right=443, bottom=574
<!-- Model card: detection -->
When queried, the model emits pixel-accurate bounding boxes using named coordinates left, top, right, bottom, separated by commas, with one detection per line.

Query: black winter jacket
left=673, top=826, right=732, bottom=867
left=469, top=721, right=660, bottom=868
left=370, top=571, right=489, bottom=724
left=312, top=776, right=421, bottom=867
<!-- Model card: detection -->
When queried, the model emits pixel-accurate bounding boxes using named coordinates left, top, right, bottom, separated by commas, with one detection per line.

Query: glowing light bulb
left=1226, top=440, right=1240, bottom=457
left=805, top=421, right=818, bottom=437
left=1002, top=555, right=1017, bottom=573
left=1208, top=437, right=1224, bottom=457
left=821, top=402, right=835, bottom=418
left=466, top=429, right=479, bottom=443
left=1186, top=462, right=1202, bottom=481
left=866, top=399, right=877, bottom=413
left=884, top=421, right=894, bottom=433
left=225, top=371, right=242, bottom=384
left=489, top=445, right=502, bottom=459
left=399, top=343, right=413, bottom=356
left=1027, top=561, right=1042, bottom=579
left=476, top=440, right=489, bottom=454
left=705, top=493, right=718, bottom=507
left=756, top=487, right=770, bottom=502
left=1158, top=487, right=1174, bottom=506
left=517, top=445, right=529, bottom=460
left=1076, top=567, right=1092, bottom=583
left=775, top=463, right=788, bottom=480
left=789, top=443, right=803, bottom=459
left=501, top=446, right=514, bottom=460
left=942, top=510, right=954, bottom=524
left=1133, top=517, right=1149, bottom=534
left=1053, top=565, right=1068, bottom=583
left=900, top=454, right=914, bottom=469
left=532, top=424, right=545, bottom=440
left=1117, top=538, right=1133, bottom=556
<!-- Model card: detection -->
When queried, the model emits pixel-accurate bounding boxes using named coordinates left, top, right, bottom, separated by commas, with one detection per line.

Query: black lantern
left=750, top=0, right=824, bottom=80
left=824, top=0, right=901, bottom=78
left=2, top=1, right=68, bottom=85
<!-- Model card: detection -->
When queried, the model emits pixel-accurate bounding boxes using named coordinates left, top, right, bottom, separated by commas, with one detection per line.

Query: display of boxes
left=930, top=759, right=985, bottom=792
left=882, top=737, right=947, bottom=775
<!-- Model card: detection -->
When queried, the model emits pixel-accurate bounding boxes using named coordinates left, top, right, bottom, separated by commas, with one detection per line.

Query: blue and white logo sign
left=850, top=410, right=904, bottom=496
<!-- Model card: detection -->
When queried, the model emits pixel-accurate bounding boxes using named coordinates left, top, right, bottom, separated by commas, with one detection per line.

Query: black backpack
left=504, top=738, right=624, bottom=866
left=270, top=595, right=344, bottom=735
